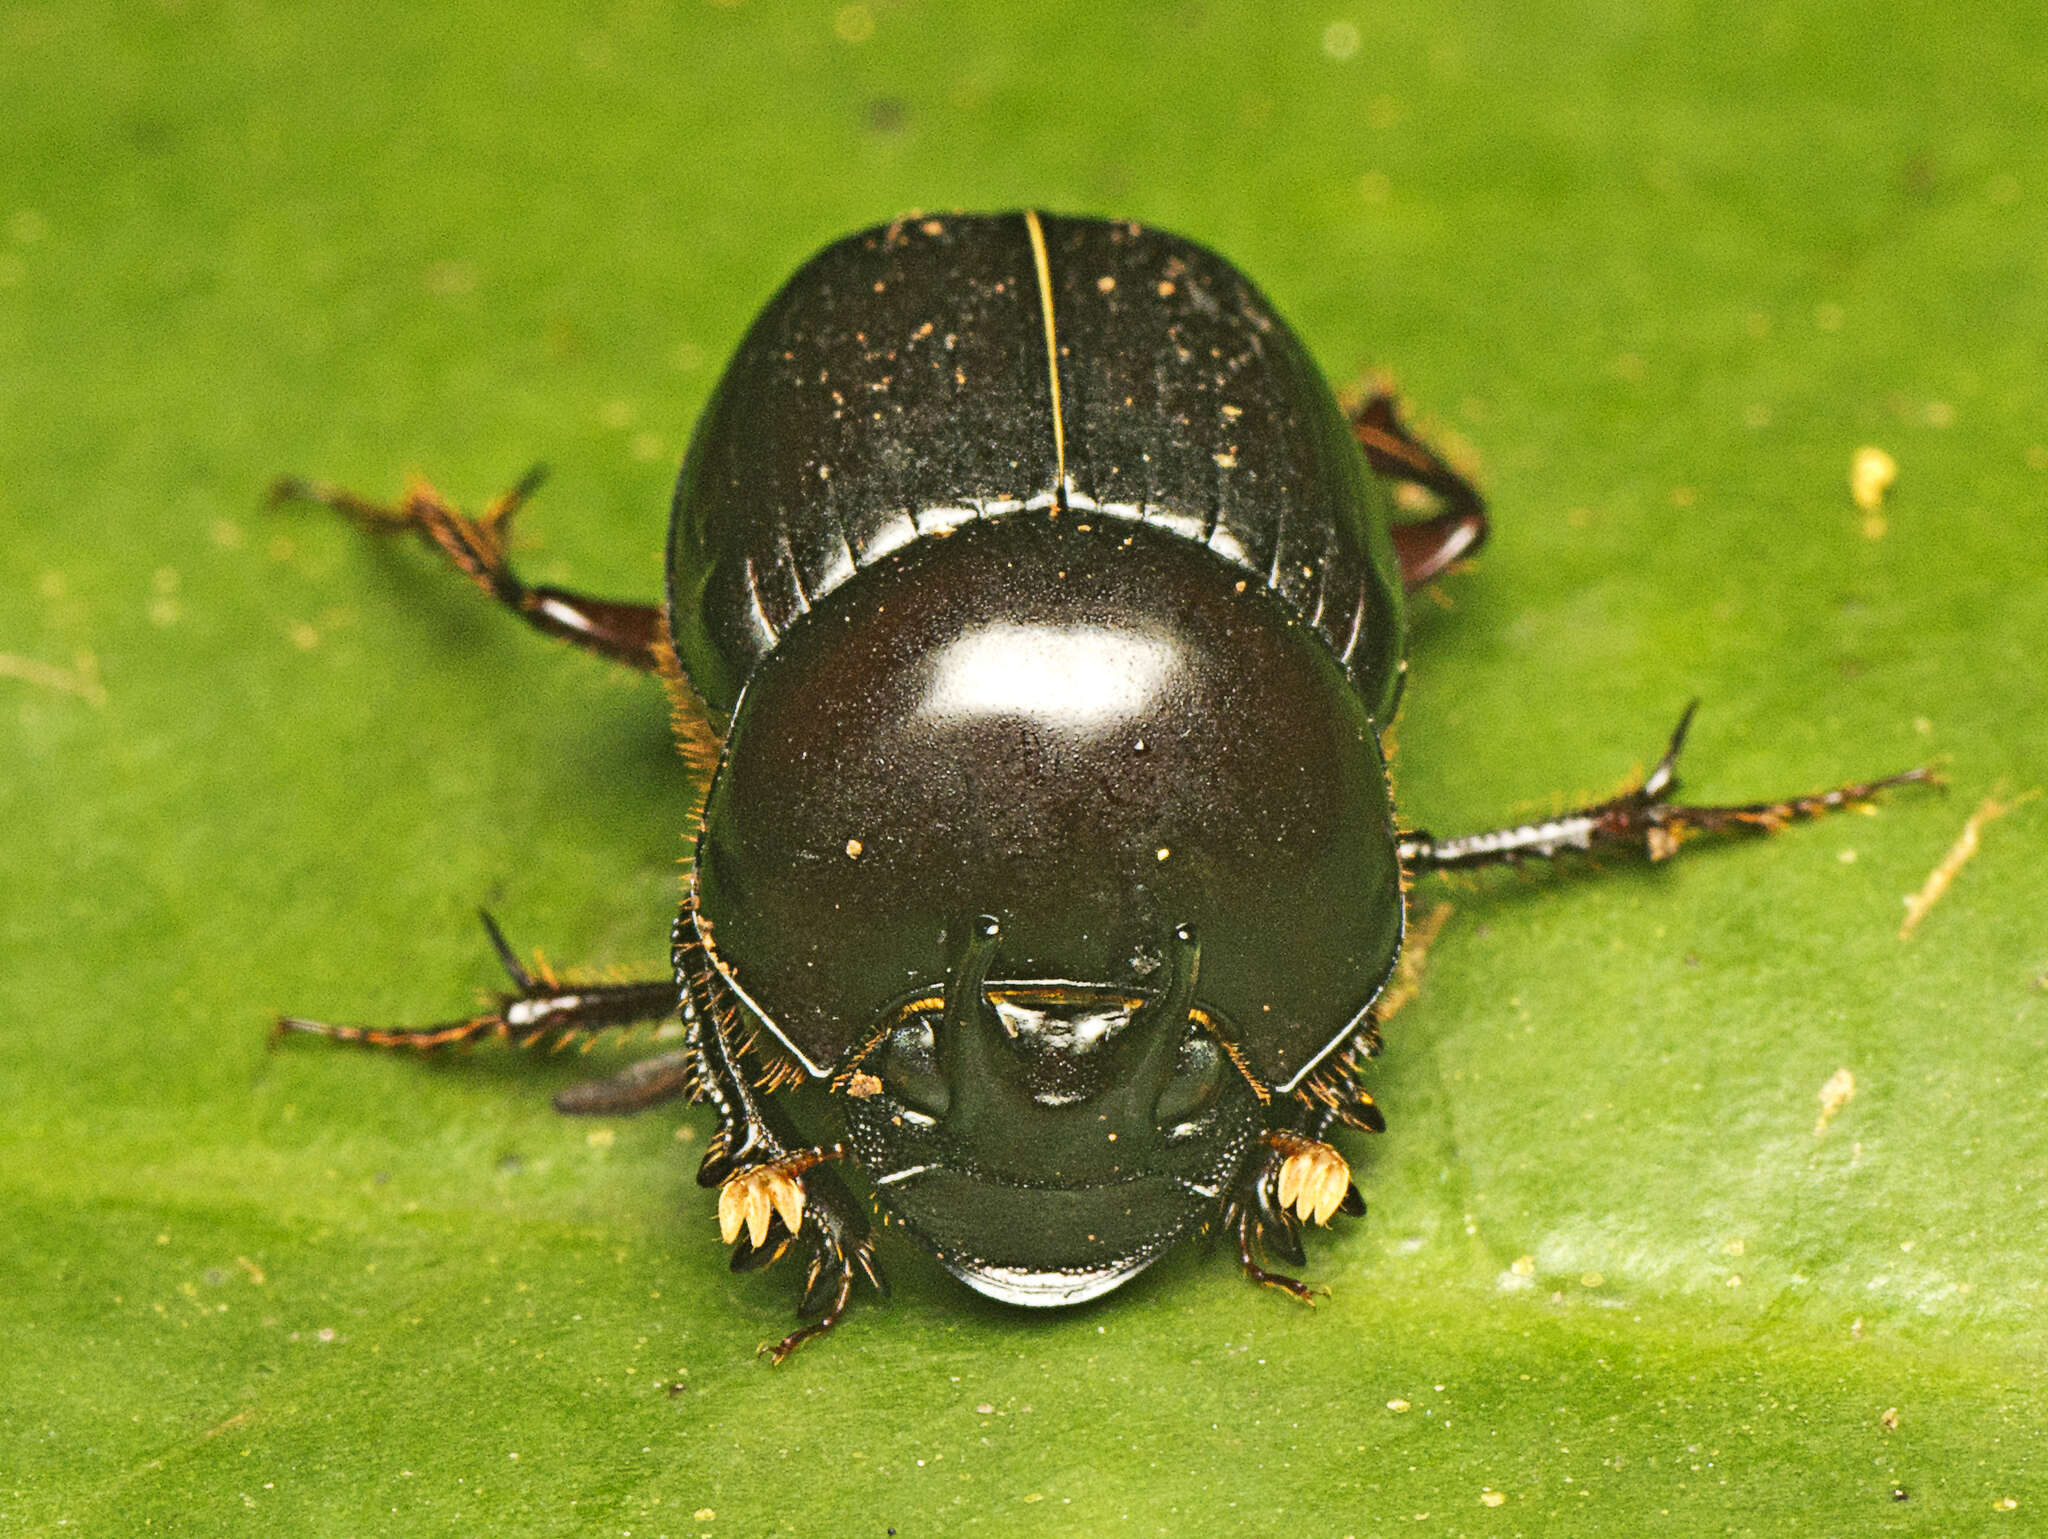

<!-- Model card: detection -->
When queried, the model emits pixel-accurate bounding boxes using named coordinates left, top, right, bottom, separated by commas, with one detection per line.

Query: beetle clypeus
left=274, top=211, right=1928, bottom=1360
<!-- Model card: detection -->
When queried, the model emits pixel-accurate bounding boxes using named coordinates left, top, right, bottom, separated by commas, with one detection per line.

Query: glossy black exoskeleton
left=274, top=211, right=1928, bottom=1359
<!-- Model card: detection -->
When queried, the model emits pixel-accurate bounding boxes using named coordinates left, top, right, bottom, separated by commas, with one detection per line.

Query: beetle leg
left=1223, top=1117, right=1368, bottom=1304
left=550, top=1049, right=696, bottom=1115
left=268, top=467, right=668, bottom=671
left=681, top=915, right=883, bottom=1359
left=1296, top=1027, right=1388, bottom=1135
left=273, top=909, right=678, bottom=1054
left=1349, top=390, right=1491, bottom=592
left=1399, top=702, right=1937, bottom=872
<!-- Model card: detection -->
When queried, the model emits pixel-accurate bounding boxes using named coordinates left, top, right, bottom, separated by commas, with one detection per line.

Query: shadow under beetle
left=274, top=211, right=1929, bottom=1360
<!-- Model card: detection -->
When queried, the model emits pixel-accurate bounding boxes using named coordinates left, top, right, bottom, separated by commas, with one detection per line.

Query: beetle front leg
left=269, top=467, right=668, bottom=672
left=1222, top=1104, right=1368, bottom=1304
left=1400, top=702, right=1935, bottom=873
left=683, top=944, right=882, bottom=1361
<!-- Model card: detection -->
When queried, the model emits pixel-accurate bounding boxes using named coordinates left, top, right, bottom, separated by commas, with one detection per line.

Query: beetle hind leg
left=551, top=1049, right=696, bottom=1115
left=268, top=466, right=668, bottom=672
left=1348, top=390, right=1490, bottom=593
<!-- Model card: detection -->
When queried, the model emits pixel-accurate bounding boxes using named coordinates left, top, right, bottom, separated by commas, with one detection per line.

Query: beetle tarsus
left=764, top=1265, right=854, bottom=1365
left=1233, top=1213, right=1321, bottom=1305
left=1399, top=703, right=1938, bottom=872
left=268, top=466, right=668, bottom=672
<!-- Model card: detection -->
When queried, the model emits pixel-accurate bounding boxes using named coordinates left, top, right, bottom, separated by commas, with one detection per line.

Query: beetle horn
left=1117, top=923, right=1200, bottom=1115
left=938, top=915, right=1006, bottom=1110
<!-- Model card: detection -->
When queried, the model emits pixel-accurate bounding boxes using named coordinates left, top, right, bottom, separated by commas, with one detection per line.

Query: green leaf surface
left=4, top=2, right=2044, bottom=1534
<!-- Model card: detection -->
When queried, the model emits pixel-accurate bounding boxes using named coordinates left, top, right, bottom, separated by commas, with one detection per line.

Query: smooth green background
left=4, top=2, right=2044, bottom=1534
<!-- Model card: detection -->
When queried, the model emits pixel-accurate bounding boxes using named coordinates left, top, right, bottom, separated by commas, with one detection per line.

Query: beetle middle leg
left=268, top=467, right=668, bottom=671
left=1399, top=701, right=1936, bottom=873
left=274, top=910, right=680, bottom=1060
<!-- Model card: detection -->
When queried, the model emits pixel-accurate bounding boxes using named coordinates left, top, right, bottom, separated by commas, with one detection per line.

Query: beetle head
left=840, top=916, right=1263, bottom=1305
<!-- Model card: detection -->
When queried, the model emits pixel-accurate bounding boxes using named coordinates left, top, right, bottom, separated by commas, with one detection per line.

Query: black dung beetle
left=273, top=211, right=1929, bottom=1360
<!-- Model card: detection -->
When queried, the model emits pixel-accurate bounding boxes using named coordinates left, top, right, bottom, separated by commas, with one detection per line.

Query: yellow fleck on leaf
left=1510, top=1255, right=1535, bottom=1276
left=1387, top=1399, right=1411, bottom=1412
left=694, top=1507, right=716, bottom=1521
left=1851, top=445, right=1897, bottom=512
left=0, top=648, right=107, bottom=706
left=1480, top=1490, right=1507, bottom=1507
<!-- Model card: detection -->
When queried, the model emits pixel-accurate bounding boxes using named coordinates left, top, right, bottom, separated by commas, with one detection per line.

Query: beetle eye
left=1153, top=1031, right=1225, bottom=1127
left=877, top=1015, right=950, bottom=1118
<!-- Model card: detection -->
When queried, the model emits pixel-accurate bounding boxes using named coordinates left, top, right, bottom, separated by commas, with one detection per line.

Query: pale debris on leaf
left=1815, top=1067, right=1856, bottom=1135
left=0, top=648, right=106, bottom=706
left=1899, top=786, right=2039, bottom=939
left=1376, top=900, right=1452, bottom=1021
